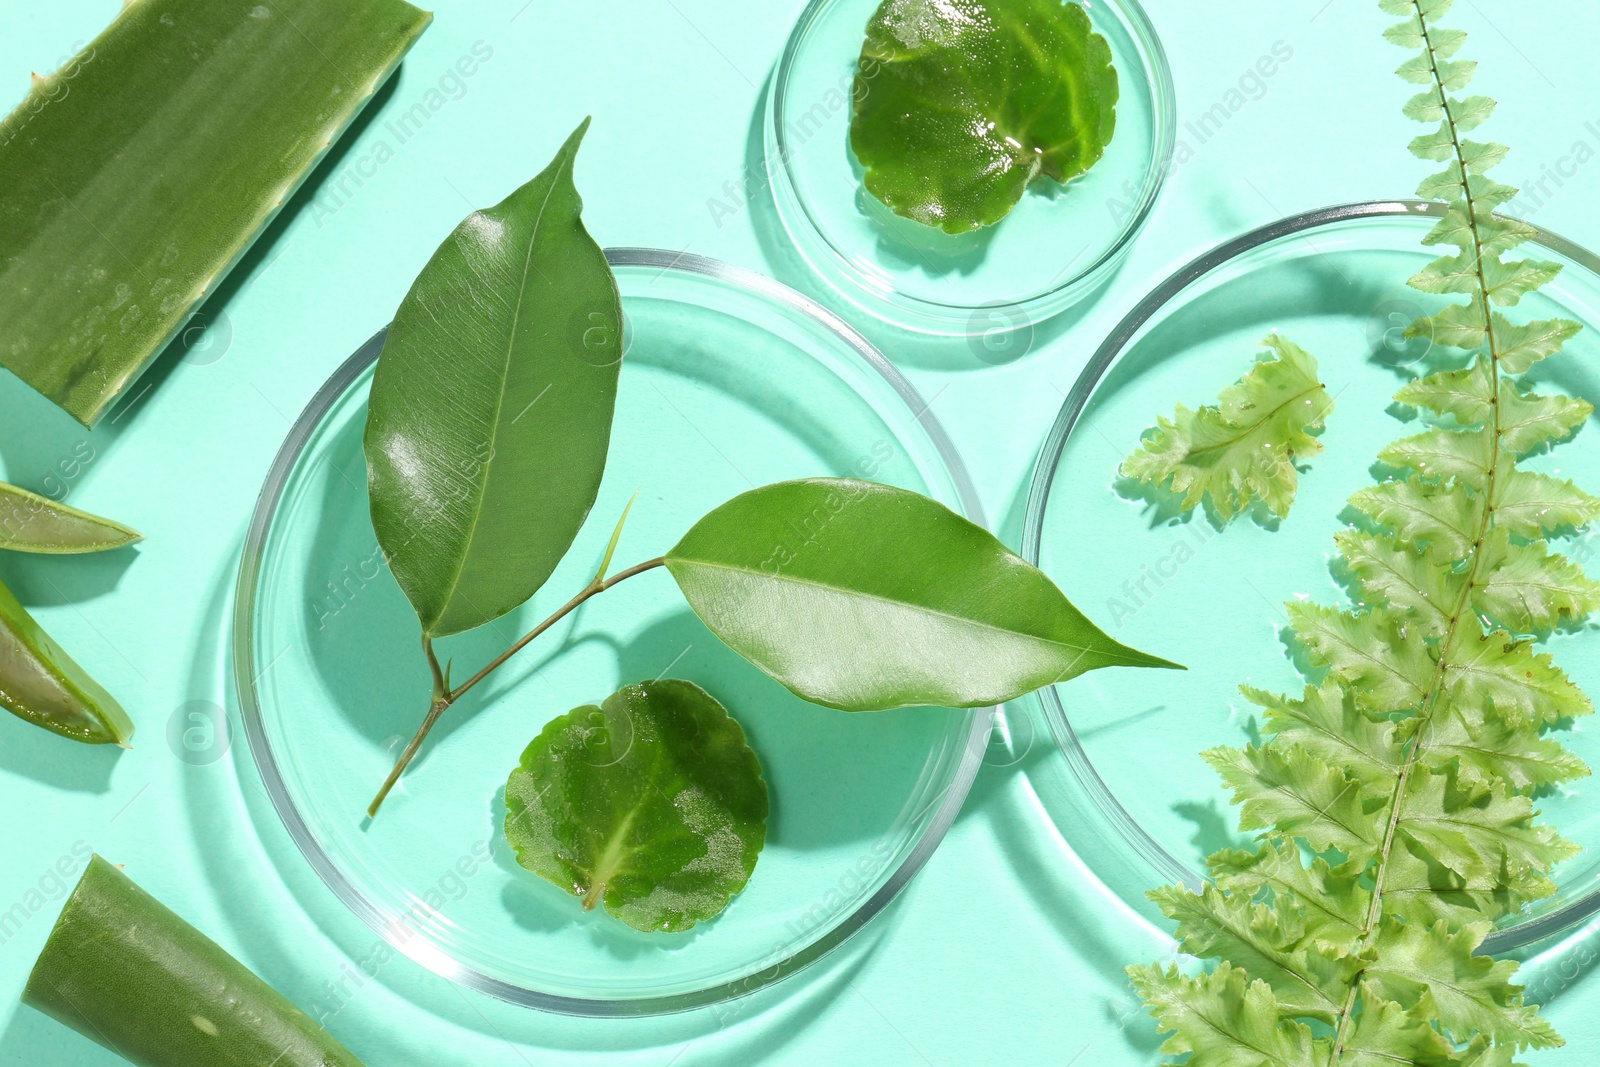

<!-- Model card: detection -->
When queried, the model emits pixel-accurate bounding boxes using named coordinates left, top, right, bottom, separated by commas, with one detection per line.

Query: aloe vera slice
left=0, top=0, right=432, bottom=425
left=25, top=856, right=365, bottom=1067
left=0, top=481, right=141, bottom=553
left=0, top=576, right=133, bottom=746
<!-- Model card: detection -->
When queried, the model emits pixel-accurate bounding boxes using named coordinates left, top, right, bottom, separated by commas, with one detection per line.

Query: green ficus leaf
left=849, top=0, right=1117, bottom=233
left=0, top=576, right=132, bottom=746
left=663, top=478, right=1177, bottom=712
left=0, top=482, right=140, bottom=554
left=365, top=120, right=623, bottom=638
left=1120, top=335, right=1332, bottom=522
left=502, top=680, right=766, bottom=933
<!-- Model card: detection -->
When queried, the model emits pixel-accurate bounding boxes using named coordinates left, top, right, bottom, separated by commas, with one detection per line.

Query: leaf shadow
left=0, top=710, right=121, bottom=793
left=1171, top=798, right=1255, bottom=860
left=0, top=544, right=141, bottom=608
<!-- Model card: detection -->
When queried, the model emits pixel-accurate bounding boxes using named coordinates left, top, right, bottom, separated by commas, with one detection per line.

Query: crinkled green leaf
left=1384, top=832, right=1556, bottom=930
left=1121, top=336, right=1331, bottom=521
left=1473, top=528, right=1600, bottom=633
left=1498, top=383, right=1592, bottom=455
left=1129, top=962, right=1322, bottom=1067
left=1378, top=426, right=1494, bottom=488
left=1148, top=883, right=1361, bottom=1021
left=1396, top=765, right=1578, bottom=884
left=1335, top=529, right=1459, bottom=636
left=1343, top=985, right=1458, bottom=1067
left=1492, top=467, right=1600, bottom=538
left=502, top=680, right=767, bottom=933
left=1442, top=619, right=1591, bottom=727
left=1423, top=702, right=1589, bottom=793
left=1208, top=838, right=1369, bottom=942
left=1365, top=920, right=1561, bottom=1050
left=1349, top=476, right=1477, bottom=559
left=1204, top=743, right=1380, bottom=859
left=1405, top=300, right=1487, bottom=350
left=1393, top=354, right=1493, bottom=423
left=1480, top=257, right=1563, bottom=307
left=1137, top=7, right=1584, bottom=1062
left=849, top=0, right=1118, bottom=233
left=1284, top=603, right=1433, bottom=714
left=1244, top=681, right=1401, bottom=783
left=1495, top=315, right=1581, bottom=374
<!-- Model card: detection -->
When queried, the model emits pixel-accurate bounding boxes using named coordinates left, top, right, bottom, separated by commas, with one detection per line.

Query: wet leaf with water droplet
left=503, top=680, right=767, bottom=933
left=849, top=0, right=1118, bottom=233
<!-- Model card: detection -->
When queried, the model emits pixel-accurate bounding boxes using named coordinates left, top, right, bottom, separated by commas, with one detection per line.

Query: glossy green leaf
left=0, top=0, right=431, bottom=426
left=0, top=575, right=132, bottom=746
left=849, top=0, right=1117, bottom=233
left=0, top=482, right=140, bottom=554
left=503, top=680, right=766, bottom=933
left=364, top=120, right=622, bottom=638
left=664, top=478, right=1177, bottom=712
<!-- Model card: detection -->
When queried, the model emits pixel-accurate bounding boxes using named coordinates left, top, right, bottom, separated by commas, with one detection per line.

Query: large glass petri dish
left=234, top=249, right=989, bottom=1014
left=766, top=0, right=1174, bottom=335
left=1022, top=201, right=1600, bottom=953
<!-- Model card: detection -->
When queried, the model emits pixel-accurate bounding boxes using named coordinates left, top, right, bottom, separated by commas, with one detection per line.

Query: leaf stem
left=365, top=556, right=666, bottom=819
left=1326, top=6, right=1507, bottom=1059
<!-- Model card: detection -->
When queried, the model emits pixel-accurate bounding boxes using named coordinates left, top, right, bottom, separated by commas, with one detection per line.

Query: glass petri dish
left=1021, top=201, right=1600, bottom=953
left=233, top=249, right=989, bottom=1014
left=765, top=0, right=1175, bottom=336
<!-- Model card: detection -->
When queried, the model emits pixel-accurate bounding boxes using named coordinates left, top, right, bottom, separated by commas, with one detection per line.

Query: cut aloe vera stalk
left=0, top=0, right=432, bottom=425
left=0, top=481, right=141, bottom=553
left=25, top=856, right=366, bottom=1067
left=0, top=575, right=133, bottom=745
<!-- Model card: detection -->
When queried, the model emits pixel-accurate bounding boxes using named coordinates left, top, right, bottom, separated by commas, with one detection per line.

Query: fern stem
left=1325, top=4, right=1508, bottom=1059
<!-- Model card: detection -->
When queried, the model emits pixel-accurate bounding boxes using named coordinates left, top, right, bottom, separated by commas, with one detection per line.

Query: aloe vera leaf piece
left=25, top=856, right=365, bottom=1067
left=0, top=481, right=141, bottom=553
left=0, top=575, right=133, bottom=746
left=0, top=0, right=432, bottom=426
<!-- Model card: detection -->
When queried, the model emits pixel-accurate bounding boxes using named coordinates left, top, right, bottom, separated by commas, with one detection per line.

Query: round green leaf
left=503, top=680, right=767, bottom=933
left=664, top=479, right=1178, bottom=712
left=849, top=0, right=1118, bottom=233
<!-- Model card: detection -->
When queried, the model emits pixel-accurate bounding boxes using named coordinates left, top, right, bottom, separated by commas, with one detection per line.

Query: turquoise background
left=4, top=0, right=1600, bottom=1063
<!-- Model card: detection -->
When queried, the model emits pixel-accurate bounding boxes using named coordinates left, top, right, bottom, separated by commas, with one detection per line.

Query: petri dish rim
left=765, top=0, right=1177, bottom=336
left=1020, top=199, right=1600, bottom=955
left=232, top=247, right=992, bottom=1016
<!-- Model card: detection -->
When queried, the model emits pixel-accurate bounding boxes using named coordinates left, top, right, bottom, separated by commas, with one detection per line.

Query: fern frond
left=1135, top=3, right=1595, bottom=1064
left=1121, top=335, right=1332, bottom=521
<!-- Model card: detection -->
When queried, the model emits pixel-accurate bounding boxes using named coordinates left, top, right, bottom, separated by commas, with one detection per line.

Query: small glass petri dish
left=1021, top=201, right=1600, bottom=953
left=233, top=249, right=990, bottom=1014
left=765, top=0, right=1175, bottom=336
